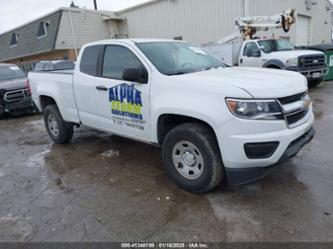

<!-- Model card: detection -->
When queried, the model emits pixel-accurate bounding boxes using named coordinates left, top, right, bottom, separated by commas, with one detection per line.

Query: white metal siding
left=119, top=0, right=332, bottom=45
left=119, top=0, right=244, bottom=45
left=296, top=15, right=310, bottom=46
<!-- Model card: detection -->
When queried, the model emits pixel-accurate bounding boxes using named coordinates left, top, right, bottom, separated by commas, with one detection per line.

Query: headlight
left=226, top=99, right=283, bottom=120
left=286, top=58, right=298, bottom=67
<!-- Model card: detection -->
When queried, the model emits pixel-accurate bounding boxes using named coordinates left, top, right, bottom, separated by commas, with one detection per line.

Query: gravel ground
left=0, top=82, right=332, bottom=242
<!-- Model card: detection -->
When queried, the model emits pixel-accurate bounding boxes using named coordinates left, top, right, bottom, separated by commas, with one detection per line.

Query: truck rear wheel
left=162, top=123, right=224, bottom=193
left=0, top=105, right=5, bottom=119
left=43, top=104, right=73, bottom=144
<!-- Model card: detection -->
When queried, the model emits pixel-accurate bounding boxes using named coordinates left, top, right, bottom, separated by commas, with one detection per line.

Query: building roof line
left=115, top=0, right=167, bottom=14
left=0, top=7, right=120, bottom=36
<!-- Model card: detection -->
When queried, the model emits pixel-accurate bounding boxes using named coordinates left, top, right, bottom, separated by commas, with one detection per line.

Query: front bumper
left=216, top=106, right=315, bottom=185
left=225, top=127, right=315, bottom=185
left=3, top=98, right=35, bottom=113
left=287, top=66, right=328, bottom=80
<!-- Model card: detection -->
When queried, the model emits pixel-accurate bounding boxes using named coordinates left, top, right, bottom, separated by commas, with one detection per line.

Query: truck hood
left=270, top=50, right=324, bottom=61
left=180, top=67, right=307, bottom=98
left=0, top=77, right=27, bottom=91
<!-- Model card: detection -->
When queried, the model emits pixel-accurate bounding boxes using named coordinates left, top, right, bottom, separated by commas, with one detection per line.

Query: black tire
left=43, top=104, right=73, bottom=144
left=0, top=105, right=5, bottom=119
left=308, top=78, right=323, bottom=88
left=162, top=123, right=224, bottom=193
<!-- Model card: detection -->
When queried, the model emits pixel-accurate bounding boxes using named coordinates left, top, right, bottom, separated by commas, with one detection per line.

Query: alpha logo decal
left=109, top=83, right=143, bottom=120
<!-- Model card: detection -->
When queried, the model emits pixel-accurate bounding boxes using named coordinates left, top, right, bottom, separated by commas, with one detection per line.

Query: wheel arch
left=39, top=95, right=58, bottom=111
left=156, top=113, right=218, bottom=146
left=263, top=59, right=285, bottom=69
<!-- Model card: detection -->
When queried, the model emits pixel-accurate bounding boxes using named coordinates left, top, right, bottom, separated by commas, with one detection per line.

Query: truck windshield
left=258, top=39, right=295, bottom=53
left=136, top=42, right=224, bottom=75
left=0, top=65, right=25, bottom=82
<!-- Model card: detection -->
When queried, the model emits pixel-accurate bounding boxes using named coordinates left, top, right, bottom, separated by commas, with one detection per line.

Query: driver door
left=94, top=45, right=151, bottom=141
left=239, top=42, right=263, bottom=67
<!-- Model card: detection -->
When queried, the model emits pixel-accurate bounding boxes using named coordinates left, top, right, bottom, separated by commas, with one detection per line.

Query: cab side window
left=243, top=42, right=260, bottom=57
left=102, top=46, right=145, bottom=80
left=80, top=45, right=103, bottom=76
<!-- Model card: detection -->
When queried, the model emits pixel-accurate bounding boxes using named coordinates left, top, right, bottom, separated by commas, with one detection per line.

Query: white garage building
left=117, top=0, right=333, bottom=46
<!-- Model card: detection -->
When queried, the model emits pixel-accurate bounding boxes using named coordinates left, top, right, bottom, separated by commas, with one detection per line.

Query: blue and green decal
left=109, top=83, right=143, bottom=120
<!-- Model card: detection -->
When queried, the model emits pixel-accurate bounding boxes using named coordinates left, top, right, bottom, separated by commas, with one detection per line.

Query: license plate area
left=312, top=72, right=321, bottom=78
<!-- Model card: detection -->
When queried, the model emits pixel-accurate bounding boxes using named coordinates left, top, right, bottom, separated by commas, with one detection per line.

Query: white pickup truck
left=204, top=39, right=328, bottom=87
left=29, top=39, right=315, bottom=193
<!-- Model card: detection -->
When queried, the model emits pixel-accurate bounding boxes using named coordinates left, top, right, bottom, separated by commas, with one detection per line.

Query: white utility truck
left=203, top=9, right=327, bottom=87
left=29, top=39, right=315, bottom=193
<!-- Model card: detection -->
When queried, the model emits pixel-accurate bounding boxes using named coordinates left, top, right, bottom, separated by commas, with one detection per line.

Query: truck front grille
left=4, top=89, right=30, bottom=102
left=298, top=55, right=326, bottom=70
left=285, top=109, right=308, bottom=126
left=278, top=92, right=305, bottom=105
left=278, top=92, right=310, bottom=127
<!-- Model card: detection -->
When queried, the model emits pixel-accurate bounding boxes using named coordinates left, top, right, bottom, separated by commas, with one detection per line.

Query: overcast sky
left=0, top=0, right=150, bottom=34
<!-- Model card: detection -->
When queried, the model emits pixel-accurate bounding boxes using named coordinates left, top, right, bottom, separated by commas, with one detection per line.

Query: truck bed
left=28, top=69, right=79, bottom=123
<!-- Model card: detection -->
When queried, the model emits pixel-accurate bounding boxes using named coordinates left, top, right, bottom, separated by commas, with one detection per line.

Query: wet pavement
left=0, top=82, right=332, bottom=242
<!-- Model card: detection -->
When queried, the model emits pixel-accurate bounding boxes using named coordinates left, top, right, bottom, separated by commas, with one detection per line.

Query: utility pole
left=94, top=0, right=98, bottom=10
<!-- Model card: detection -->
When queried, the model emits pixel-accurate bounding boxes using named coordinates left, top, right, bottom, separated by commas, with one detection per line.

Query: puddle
left=101, top=149, right=120, bottom=158
left=25, top=148, right=51, bottom=168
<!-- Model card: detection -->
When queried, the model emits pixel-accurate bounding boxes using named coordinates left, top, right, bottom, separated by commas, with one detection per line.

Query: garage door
left=296, top=15, right=310, bottom=46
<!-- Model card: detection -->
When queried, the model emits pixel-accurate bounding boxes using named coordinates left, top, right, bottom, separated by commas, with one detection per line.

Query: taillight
left=26, top=79, right=32, bottom=96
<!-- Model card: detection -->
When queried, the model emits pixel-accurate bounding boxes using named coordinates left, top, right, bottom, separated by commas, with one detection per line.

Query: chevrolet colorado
left=29, top=39, right=315, bottom=193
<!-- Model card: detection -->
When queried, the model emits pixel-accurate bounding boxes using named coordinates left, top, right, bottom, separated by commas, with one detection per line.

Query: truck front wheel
left=43, top=104, right=73, bottom=144
left=162, top=123, right=224, bottom=193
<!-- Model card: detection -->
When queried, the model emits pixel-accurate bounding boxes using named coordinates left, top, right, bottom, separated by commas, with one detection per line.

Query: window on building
left=10, top=33, right=18, bottom=47
left=80, top=45, right=103, bottom=76
left=102, top=45, right=145, bottom=80
left=37, top=21, right=48, bottom=38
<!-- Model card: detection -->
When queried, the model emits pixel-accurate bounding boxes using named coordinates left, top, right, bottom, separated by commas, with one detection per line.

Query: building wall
left=0, top=11, right=62, bottom=61
left=119, top=0, right=244, bottom=44
left=119, top=0, right=332, bottom=45
left=55, top=9, right=113, bottom=50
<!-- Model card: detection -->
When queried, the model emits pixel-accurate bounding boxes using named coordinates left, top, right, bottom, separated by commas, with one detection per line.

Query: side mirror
left=122, top=67, right=148, bottom=84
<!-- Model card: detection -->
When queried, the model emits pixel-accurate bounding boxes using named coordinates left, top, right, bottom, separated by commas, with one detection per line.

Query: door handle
left=96, top=85, right=108, bottom=91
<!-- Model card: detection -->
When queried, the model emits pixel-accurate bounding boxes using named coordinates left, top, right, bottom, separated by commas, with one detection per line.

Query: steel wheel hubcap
left=47, top=114, right=59, bottom=137
left=172, top=141, right=204, bottom=180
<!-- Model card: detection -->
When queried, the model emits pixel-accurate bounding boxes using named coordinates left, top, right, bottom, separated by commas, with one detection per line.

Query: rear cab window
left=80, top=45, right=104, bottom=76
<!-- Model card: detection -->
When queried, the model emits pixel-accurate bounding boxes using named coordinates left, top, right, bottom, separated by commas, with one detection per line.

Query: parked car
left=29, top=39, right=315, bottom=193
left=0, top=64, right=36, bottom=118
left=203, top=39, right=328, bottom=87
left=33, top=60, right=75, bottom=72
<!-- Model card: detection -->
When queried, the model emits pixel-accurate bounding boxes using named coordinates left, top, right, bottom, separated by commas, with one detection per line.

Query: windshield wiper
left=200, top=65, right=223, bottom=71
left=166, top=71, right=192, bottom=76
